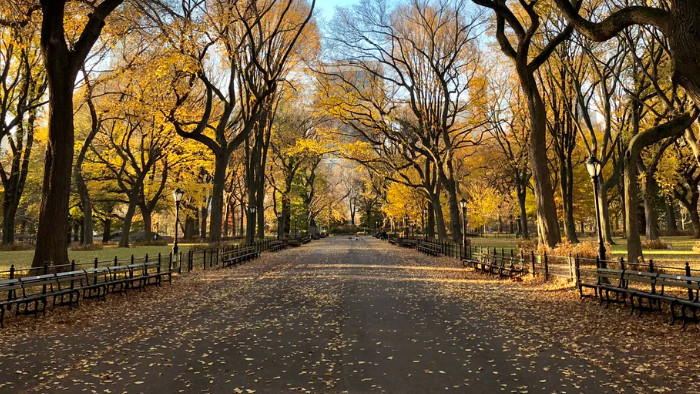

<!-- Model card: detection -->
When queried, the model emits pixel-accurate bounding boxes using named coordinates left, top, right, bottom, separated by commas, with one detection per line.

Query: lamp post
left=276, top=212, right=283, bottom=240
left=586, top=156, right=606, bottom=260
left=172, top=188, right=185, bottom=264
left=460, top=198, right=468, bottom=250
left=248, top=205, right=256, bottom=244
left=422, top=207, right=428, bottom=240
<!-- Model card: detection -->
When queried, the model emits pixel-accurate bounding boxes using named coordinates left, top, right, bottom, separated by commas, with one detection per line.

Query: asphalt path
left=0, top=237, right=626, bottom=393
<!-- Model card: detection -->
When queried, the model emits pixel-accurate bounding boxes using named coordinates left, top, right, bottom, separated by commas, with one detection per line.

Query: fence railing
left=0, top=238, right=285, bottom=281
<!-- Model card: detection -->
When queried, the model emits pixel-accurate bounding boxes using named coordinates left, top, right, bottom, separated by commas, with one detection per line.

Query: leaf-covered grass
left=471, top=235, right=700, bottom=264
left=0, top=244, right=192, bottom=273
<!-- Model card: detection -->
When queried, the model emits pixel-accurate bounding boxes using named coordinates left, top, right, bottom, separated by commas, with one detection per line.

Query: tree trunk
left=119, top=201, right=137, bottom=248
left=200, top=205, right=208, bottom=240
left=431, top=193, right=447, bottom=240
left=141, top=205, right=153, bottom=242
left=642, top=177, right=661, bottom=241
left=689, top=205, right=700, bottom=239
left=31, top=61, right=74, bottom=266
left=518, top=68, right=562, bottom=248
left=2, top=187, right=19, bottom=245
left=440, top=174, right=462, bottom=243
left=517, top=185, right=529, bottom=239
left=33, top=0, right=123, bottom=267
left=560, top=158, right=579, bottom=243
left=208, top=153, right=227, bottom=242
left=598, top=181, right=616, bottom=244
left=665, top=198, right=679, bottom=236
left=75, top=173, right=93, bottom=245
left=102, top=218, right=111, bottom=243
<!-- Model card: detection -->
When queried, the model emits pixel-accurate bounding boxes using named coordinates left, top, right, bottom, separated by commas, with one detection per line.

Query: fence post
left=179, top=251, right=183, bottom=273
left=7, top=265, right=13, bottom=301
left=530, top=251, right=535, bottom=278
left=568, top=253, right=574, bottom=281
left=169, top=252, right=173, bottom=273
left=114, top=256, right=118, bottom=267
left=203, top=249, right=207, bottom=270
left=574, top=254, right=580, bottom=285
left=649, top=260, right=656, bottom=293
left=544, top=251, right=549, bottom=281
left=686, top=262, right=693, bottom=300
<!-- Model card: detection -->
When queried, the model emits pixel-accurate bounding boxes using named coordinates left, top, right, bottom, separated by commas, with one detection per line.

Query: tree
left=0, top=17, right=46, bottom=244
left=33, top=0, right=125, bottom=267
left=552, top=0, right=700, bottom=110
left=472, top=0, right=573, bottom=247
left=143, top=0, right=316, bottom=243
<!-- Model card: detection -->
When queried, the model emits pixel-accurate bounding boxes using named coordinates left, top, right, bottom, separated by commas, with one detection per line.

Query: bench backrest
left=0, top=279, right=20, bottom=301
left=83, top=267, right=109, bottom=284
left=596, top=268, right=623, bottom=285
left=19, top=274, right=56, bottom=297
left=55, top=271, right=86, bottom=290
left=657, top=274, right=700, bottom=301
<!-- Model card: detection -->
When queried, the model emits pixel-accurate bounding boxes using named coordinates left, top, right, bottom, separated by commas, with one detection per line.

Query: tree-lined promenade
left=2, top=0, right=700, bottom=272
left=1, top=238, right=698, bottom=392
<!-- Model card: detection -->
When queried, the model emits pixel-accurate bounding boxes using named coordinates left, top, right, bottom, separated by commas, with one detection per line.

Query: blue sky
left=314, top=0, right=361, bottom=22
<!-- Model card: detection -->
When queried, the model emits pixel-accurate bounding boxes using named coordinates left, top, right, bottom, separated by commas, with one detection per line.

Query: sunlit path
left=0, top=237, right=652, bottom=393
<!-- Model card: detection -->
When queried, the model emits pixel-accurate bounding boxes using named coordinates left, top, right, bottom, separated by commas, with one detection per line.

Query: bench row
left=578, top=267, right=700, bottom=325
left=462, top=255, right=524, bottom=279
left=0, top=261, right=170, bottom=328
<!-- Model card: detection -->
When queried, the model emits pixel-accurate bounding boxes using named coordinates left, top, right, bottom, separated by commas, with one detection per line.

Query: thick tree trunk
left=119, top=201, right=137, bottom=248
left=440, top=175, right=462, bottom=243
left=431, top=193, right=447, bottom=240
left=208, top=153, right=227, bottom=242
left=256, top=182, right=265, bottom=239
left=690, top=206, right=700, bottom=239
left=518, top=68, right=562, bottom=248
left=642, top=177, right=661, bottom=241
left=102, top=218, right=111, bottom=243
left=2, top=188, right=19, bottom=245
left=665, top=198, right=679, bottom=236
left=32, top=67, right=74, bottom=266
left=597, top=183, right=615, bottom=244
left=184, top=216, right=196, bottom=239
left=141, top=205, right=153, bottom=242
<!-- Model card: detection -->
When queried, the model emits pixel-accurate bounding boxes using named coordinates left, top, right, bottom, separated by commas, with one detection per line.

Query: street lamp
left=172, top=188, right=185, bottom=264
left=276, top=212, right=283, bottom=240
left=460, top=198, right=468, bottom=250
left=586, top=155, right=605, bottom=260
left=422, top=207, right=428, bottom=240
left=248, top=205, right=256, bottom=243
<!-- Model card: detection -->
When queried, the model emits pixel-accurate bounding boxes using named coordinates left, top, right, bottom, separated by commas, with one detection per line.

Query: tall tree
left=472, top=0, right=574, bottom=247
left=33, top=0, right=125, bottom=267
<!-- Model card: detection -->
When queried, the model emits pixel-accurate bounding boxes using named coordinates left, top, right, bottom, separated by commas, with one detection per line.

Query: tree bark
left=33, top=0, right=124, bottom=267
left=517, top=186, right=529, bottom=239
left=209, top=153, right=227, bottom=242
left=102, top=218, right=111, bottom=243
left=665, top=198, right=679, bottom=236
left=119, top=200, right=137, bottom=248
left=642, top=177, right=661, bottom=241
left=519, top=68, right=562, bottom=248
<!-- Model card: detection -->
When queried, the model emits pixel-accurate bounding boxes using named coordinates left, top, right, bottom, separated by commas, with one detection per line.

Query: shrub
left=69, top=243, right=104, bottom=251
left=0, top=242, right=34, bottom=251
left=516, top=238, right=537, bottom=253
left=642, top=239, right=671, bottom=250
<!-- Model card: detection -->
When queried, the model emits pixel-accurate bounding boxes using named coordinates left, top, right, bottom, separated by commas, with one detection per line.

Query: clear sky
left=314, top=0, right=361, bottom=23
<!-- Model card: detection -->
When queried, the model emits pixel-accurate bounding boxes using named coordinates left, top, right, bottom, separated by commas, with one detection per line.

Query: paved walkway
left=0, top=238, right=646, bottom=392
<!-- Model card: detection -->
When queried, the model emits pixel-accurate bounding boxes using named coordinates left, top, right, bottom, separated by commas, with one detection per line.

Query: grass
left=0, top=244, right=193, bottom=273
left=470, top=235, right=700, bottom=264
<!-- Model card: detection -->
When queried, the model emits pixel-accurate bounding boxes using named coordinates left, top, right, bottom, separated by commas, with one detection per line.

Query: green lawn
left=0, top=244, right=192, bottom=274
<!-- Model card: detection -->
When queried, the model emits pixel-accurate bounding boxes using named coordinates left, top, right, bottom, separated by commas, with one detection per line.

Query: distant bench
left=577, top=262, right=700, bottom=326
left=0, top=259, right=170, bottom=328
left=462, top=252, right=524, bottom=279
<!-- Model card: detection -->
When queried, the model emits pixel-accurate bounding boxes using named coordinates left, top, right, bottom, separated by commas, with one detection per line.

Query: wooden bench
left=81, top=267, right=109, bottom=301
left=51, top=271, right=82, bottom=309
left=656, top=274, right=700, bottom=326
left=0, top=279, right=23, bottom=328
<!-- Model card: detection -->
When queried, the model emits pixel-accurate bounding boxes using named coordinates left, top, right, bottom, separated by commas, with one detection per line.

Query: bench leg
left=670, top=302, right=677, bottom=325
